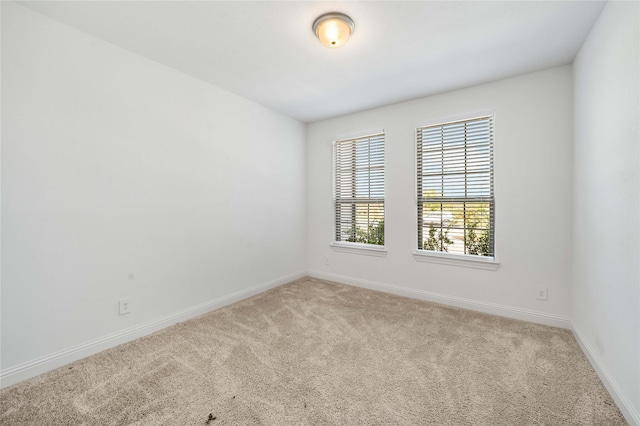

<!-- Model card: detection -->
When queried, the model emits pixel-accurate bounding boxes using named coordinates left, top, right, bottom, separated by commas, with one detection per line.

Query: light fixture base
left=312, top=12, right=355, bottom=48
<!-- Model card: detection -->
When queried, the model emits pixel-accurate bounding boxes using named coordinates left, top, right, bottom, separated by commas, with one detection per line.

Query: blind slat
left=417, top=116, right=495, bottom=257
left=334, top=132, right=385, bottom=246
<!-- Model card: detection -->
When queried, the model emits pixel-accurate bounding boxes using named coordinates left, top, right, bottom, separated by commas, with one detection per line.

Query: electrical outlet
left=119, top=298, right=131, bottom=315
left=536, top=287, right=548, bottom=301
left=323, top=256, right=330, bottom=266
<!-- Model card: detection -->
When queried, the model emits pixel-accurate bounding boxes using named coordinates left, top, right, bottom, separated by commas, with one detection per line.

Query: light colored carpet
left=1, top=277, right=627, bottom=425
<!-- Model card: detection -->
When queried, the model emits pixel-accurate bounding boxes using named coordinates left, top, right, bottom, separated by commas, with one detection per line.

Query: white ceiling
left=19, top=1, right=605, bottom=123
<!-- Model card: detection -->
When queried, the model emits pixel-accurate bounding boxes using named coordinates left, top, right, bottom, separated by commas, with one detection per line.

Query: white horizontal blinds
left=417, top=116, right=494, bottom=257
left=334, top=133, right=385, bottom=245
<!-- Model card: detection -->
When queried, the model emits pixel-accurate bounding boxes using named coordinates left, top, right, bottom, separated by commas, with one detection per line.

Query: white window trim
left=416, top=110, right=495, bottom=131
left=333, top=128, right=385, bottom=142
left=413, top=250, right=500, bottom=270
left=332, top=131, right=386, bottom=253
left=415, top=112, right=497, bottom=263
left=331, top=242, right=388, bottom=257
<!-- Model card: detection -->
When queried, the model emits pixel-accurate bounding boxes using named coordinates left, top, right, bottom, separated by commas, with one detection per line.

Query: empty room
left=1, top=1, right=638, bottom=425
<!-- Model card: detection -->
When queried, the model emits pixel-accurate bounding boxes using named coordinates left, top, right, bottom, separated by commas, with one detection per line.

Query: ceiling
left=19, top=1, right=605, bottom=123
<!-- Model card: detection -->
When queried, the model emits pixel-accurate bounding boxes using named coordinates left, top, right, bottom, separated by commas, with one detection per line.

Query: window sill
left=413, top=250, right=500, bottom=270
left=331, top=242, right=387, bottom=257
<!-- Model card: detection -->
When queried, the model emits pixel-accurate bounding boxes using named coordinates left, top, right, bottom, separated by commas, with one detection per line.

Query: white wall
left=307, top=66, right=574, bottom=325
left=572, top=2, right=640, bottom=423
left=3, top=3, right=638, bottom=420
left=1, top=2, right=306, bottom=380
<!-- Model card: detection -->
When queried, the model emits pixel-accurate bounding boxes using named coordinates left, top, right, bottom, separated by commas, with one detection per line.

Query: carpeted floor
left=0, top=277, right=627, bottom=425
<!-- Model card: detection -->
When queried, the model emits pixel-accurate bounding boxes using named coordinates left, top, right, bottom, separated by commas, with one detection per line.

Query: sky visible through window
left=334, top=133, right=385, bottom=245
left=418, top=117, right=494, bottom=257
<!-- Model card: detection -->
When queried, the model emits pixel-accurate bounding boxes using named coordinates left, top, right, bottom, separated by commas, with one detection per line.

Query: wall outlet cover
left=119, top=298, right=131, bottom=315
left=536, top=287, right=548, bottom=301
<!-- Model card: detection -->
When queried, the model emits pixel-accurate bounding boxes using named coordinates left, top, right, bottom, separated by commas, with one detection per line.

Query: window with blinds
left=417, top=116, right=494, bottom=257
left=334, top=132, right=385, bottom=246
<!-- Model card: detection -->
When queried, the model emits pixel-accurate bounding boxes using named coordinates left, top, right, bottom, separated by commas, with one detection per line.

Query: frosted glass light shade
left=313, top=13, right=354, bottom=48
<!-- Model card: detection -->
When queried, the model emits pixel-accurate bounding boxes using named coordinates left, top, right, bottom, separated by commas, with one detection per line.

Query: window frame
left=414, top=113, right=499, bottom=270
left=332, top=131, right=387, bottom=256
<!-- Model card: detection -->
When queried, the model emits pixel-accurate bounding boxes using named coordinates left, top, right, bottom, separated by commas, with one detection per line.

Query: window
left=334, top=132, right=385, bottom=246
left=416, top=115, right=494, bottom=258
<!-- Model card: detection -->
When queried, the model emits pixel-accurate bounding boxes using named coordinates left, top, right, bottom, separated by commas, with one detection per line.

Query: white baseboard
left=0, top=271, right=305, bottom=389
left=308, top=270, right=572, bottom=329
left=5, top=270, right=636, bottom=426
left=572, top=324, right=640, bottom=426
left=309, top=270, right=640, bottom=424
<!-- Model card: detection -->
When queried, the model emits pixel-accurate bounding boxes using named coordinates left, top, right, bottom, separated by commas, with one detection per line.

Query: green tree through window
left=334, top=133, right=385, bottom=246
left=416, top=116, right=495, bottom=257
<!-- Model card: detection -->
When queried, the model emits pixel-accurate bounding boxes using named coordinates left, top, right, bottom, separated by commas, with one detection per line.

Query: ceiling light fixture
left=312, top=12, right=355, bottom=48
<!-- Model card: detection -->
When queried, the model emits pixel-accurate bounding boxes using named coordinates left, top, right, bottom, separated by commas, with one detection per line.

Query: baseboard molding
left=308, top=270, right=572, bottom=329
left=572, top=324, right=640, bottom=426
left=309, top=270, right=640, bottom=424
left=5, top=270, right=635, bottom=425
left=0, top=271, right=305, bottom=389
